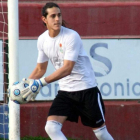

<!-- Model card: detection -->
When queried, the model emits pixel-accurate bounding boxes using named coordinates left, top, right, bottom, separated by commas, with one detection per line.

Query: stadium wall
left=1, top=1, right=140, bottom=139
left=18, top=2, right=140, bottom=38
left=20, top=101, right=140, bottom=140
left=18, top=2, right=140, bottom=140
left=1, top=2, right=140, bottom=38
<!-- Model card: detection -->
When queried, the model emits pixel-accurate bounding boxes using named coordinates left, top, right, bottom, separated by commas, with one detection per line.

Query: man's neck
left=49, top=29, right=60, bottom=38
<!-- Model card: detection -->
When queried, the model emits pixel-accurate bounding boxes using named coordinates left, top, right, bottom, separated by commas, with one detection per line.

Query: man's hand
left=21, top=77, right=47, bottom=101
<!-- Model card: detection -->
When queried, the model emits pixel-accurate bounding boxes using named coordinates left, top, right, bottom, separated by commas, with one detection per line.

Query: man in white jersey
left=21, top=2, right=114, bottom=140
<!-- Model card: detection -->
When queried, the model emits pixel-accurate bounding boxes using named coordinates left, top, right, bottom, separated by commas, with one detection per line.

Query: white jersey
left=37, top=26, right=97, bottom=91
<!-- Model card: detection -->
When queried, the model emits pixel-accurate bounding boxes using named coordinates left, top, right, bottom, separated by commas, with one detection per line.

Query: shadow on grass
left=0, top=136, right=88, bottom=140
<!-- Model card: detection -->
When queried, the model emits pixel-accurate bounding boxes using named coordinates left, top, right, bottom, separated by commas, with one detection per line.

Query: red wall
left=1, top=2, right=140, bottom=38
left=18, top=2, right=140, bottom=37
left=20, top=101, right=140, bottom=140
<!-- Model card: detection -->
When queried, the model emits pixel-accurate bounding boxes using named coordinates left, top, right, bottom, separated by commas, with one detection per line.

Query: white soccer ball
left=9, top=81, right=29, bottom=104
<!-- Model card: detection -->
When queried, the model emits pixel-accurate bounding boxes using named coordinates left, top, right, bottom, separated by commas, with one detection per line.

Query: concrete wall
left=1, top=2, right=140, bottom=38
left=20, top=101, right=140, bottom=140
left=18, top=2, right=140, bottom=37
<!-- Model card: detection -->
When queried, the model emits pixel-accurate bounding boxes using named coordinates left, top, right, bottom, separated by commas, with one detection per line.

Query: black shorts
left=48, top=87, right=105, bottom=128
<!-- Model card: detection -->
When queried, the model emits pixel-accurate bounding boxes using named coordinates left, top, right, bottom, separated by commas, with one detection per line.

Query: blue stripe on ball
left=14, top=89, right=20, bottom=96
left=13, top=81, right=19, bottom=85
left=24, top=83, right=29, bottom=88
left=13, top=100, right=20, bottom=104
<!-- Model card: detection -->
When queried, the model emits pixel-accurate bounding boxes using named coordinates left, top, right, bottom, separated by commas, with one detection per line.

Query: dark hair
left=42, top=2, right=66, bottom=27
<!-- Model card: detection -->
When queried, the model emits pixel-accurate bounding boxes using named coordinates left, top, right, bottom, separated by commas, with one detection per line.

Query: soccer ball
left=9, top=81, right=29, bottom=104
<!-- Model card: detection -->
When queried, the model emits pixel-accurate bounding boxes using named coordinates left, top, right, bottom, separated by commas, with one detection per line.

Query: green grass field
left=20, top=136, right=78, bottom=140
left=0, top=136, right=81, bottom=140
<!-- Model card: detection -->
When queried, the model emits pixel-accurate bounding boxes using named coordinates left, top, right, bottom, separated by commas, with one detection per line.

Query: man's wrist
left=39, top=77, right=48, bottom=87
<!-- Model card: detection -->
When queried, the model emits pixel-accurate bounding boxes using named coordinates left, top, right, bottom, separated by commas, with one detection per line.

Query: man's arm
left=45, top=60, right=75, bottom=83
left=20, top=61, right=48, bottom=101
left=29, top=61, right=48, bottom=79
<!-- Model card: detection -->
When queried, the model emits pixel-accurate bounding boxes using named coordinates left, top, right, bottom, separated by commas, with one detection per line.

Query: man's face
left=43, top=7, right=62, bottom=31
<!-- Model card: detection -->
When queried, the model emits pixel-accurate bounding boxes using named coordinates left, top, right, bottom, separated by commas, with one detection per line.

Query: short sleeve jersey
left=37, top=26, right=97, bottom=91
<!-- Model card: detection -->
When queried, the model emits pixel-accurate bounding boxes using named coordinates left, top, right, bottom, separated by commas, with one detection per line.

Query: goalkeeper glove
left=21, top=77, right=47, bottom=101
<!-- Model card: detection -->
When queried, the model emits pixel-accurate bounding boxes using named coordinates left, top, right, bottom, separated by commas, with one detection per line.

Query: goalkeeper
left=22, top=2, right=114, bottom=140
